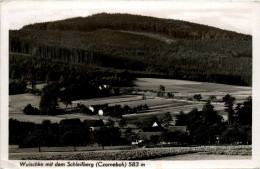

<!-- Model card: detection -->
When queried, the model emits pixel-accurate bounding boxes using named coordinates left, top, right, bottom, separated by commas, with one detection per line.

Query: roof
left=152, top=122, right=158, bottom=127
left=167, top=126, right=187, bottom=133
left=59, top=118, right=82, bottom=125
left=98, top=109, right=103, bottom=115
left=137, top=131, right=163, bottom=140
left=89, top=126, right=101, bottom=131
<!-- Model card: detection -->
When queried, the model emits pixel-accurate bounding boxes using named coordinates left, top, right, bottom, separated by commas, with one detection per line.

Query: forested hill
left=9, top=13, right=252, bottom=86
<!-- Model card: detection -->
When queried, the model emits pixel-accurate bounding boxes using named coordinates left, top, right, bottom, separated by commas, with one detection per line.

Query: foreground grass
left=23, top=145, right=251, bottom=160
left=200, top=145, right=252, bottom=156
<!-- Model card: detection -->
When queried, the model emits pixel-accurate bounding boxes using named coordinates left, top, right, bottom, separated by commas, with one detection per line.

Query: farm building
left=152, top=122, right=159, bottom=127
left=134, top=124, right=188, bottom=143
left=89, top=106, right=94, bottom=112
left=137, top=131, right=163, bottom=141
left=98, top=109, right=104, bottom=116
left=161, top=120, right=176, bottom=127
left=167, top=126, right=187, bottom=133
left=89, top=126, right=101, bottom=131
left=98, top=84, right=111, bottom=90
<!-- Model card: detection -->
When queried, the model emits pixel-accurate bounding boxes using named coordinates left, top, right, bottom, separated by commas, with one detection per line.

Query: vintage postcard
left=1, top=0, right=260, bottom=168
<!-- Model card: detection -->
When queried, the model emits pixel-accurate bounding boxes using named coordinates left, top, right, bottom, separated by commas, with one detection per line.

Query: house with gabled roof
left=167, top=126, right=187, bottom=133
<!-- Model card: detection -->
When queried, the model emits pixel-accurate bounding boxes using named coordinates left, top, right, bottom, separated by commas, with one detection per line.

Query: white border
left=1, top=1, right=260, bottom=168
left=1, top=0, right=10, bottom=168
left=252, top=2, right=260, bottom=164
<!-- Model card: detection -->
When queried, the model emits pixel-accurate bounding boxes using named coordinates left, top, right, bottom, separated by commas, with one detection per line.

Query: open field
left=123, top=100, right=228, bottom=123
left=9, top=78, right=250, bottom=124
left=109, top=97, right=193, bottom=108
left=9, top=94, right=196, bottom=123
left=76, top=96, right=196, bottom=110
left=134, top=78, right=252, bottom=102
left=10, top=93, right=225, bottom=124
left=9, top=145, right=251, bottom=160
left=73, top=95, right=142, bottom=106
left=9, top=93, right=103, bottom=123
left=134, top=78, right=251, bottom=93
left=9, top=93, right=40, bottom=111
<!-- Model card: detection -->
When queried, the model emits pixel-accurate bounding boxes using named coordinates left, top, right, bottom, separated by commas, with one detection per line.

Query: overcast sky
left=4, top=1, right=254, bottom=35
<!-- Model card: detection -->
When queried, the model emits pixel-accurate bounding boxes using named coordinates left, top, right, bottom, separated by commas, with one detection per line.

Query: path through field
left=119, top=30, right=176, bottom=44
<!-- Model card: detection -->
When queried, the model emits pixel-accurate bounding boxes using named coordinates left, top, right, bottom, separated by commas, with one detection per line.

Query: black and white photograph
left=1, top=0, right=260, bottom=168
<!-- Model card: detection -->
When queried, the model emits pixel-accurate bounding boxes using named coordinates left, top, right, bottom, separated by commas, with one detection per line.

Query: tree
left=59, top=87, right=72, bottom=109
left=28, top=69, right=36, bottom=90
left=150, top=135, right=160, bottom=146
left=159, top=85, right=165, bottom=93
left=107, top=119, right=115, bottom=127
left=159, top=85, right=165, bottom=92
left=79, top=105, right=94, bottom=115
left=9, top=80, right=27, bottom=95
left=46, top=70, right=56, bottom=83
left=95, top=127, right=121, bottom=149
left=223, top=94, right=236, bottom=125
left=184, top=102, right=223, bottom=145
left=194, top=94, right=202, bottom=102
left=157, top=91, right=162, bottom=97
left=62, top=130, right=80, bottom=151
left=236, top=96, right=252, bottom=126
left=143, top=104, right=149, bottom=110
left=23, top=104, right=39, bottom=115
left=175, top=110, right=187, bottom=126
left=220, top=123, right=251, bottom=145
left=162, top=131, right=190, bottom=144
left=162, top=112, right=173, bottom=127
left=202, top=101, right=222, bottom=124
left=39, top=83, right=60, bottom=115
left=30, top=128, right=46, bottom=152
left=41, top=120, right=57, bottom=147
left=123, top=105, right=131, bottom=114
left=157, top=85, right=166, bottom=97
left=137, top=116, right=160, bottom=131
left=167, top=92, right=174, bottom=99
left=124, top=128, right=136, bottom=142
left=118, top=119, right=127, bottom=127
left=209, top=95, right=217, bottom=103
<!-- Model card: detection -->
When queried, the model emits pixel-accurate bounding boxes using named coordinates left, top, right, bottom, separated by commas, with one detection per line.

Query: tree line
left=9, top=118, right=126, bottom=151
left=9, top=54, right=135, bottom=95
left=176, top=95, right=252, bottom=145
left=78, top=103, right=149, bottom=118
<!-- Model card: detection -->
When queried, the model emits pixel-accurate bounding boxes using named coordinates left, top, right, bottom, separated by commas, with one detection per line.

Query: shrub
left=9, top=80, right=27, bottom=95
left=23, top=104, right=40, bottom=115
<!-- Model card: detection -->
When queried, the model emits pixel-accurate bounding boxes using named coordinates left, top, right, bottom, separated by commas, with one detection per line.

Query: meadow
left=134, top=78, right=251, bottom=92
left=134, top=78, right=252, bottom=102
left=11, top=145, right=251, bottom=160
left=9, top=78, right=251, bottom=124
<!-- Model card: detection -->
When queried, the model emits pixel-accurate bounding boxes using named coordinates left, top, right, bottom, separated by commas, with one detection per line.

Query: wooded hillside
left=9, top=13, right=252, bottom=86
